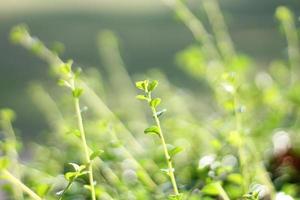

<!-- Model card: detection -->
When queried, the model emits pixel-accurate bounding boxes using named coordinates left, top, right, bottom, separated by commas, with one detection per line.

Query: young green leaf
left=227, top=173, right=243, bottom=185
left=135, top=80, right=149, bottom=91
left=90, top=150, right=104, bottom=161
left=150, top=98, right=161, bottom=108
left=144, top=126, right=160, bottom=135
left=66, top=129, right=81, bottom=137
left=168, top=193, right=183, bottom=200
left=169, top=146, right=183, bottom=158
left=65, top=172, right=77, bottom=181
left=59, top=61, right=72, bottom=75
left=57, top=79, right=70, bottom=87
left=0, top=108, right=16, bottom=122
left=0, top=157, right=9, bottom=171
left=72, top=88, right=84, bottom=98
left=148, top=80, right=158, bottom=92
left=201, top=182, right=219, bottom=195
left=136, top=95, right=148, bottom=101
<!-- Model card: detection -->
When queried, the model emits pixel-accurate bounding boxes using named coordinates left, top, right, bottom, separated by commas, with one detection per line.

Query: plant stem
left=163, top=0, right=220, bottom=60
left=74, top=96, right=96, bottom=200
left=2, top=170, right=43, bottom=200
left=1, top=118, right=24, bottom=200
left=233, top=94, right=249, bottom=193
left=202, top=0, right=236, bottom=61
left=215, top=182, right=230, bottom=200
left=148, top=94, right=179, bottom=195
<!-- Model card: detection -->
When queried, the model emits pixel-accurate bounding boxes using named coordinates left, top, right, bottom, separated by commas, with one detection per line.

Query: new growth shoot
left=57, top=61, right=98, bottom=200
left=136, top=80, right=182, bottom=199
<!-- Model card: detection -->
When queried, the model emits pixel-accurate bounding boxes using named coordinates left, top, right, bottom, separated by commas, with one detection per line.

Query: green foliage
left=2, top=2, right=300, bottom=199
left=144, top=125, right=160, bottom=136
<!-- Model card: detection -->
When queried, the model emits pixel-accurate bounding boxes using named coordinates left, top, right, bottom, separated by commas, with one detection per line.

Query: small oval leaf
left=144, top=126, right=160, bottom=135
left=90, top=150, right=104, bottom=160
left=148, top=80, right=158, bottom=92
left=136, top=95, right=148, bottom=101
left=169, top=146, right=183, bottom=158
left=72, top=88, right=83, bottom=98
left=150, top=98, right=161, bottom=108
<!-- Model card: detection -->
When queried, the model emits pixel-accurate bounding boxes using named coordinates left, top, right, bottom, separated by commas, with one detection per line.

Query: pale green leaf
left=169, top=146, right=183, bottom=158
left=144, top=126, right=160, bottom=135
left=148, top=80, right=158, bottom=92
left=150, top=98, right=161, bottom=108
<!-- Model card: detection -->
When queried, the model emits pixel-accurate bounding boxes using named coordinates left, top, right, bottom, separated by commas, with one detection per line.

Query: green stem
left=148, top=93, right=179, bottom=195
left=215, top=182, right=230, bottom=200
left=233, top=93, right=248, bottom=193
left=202, top=0, right=236, bottom=61
left=163, top=0, right=220, bottom=60
left=74, top=97, right=96, bottom=200
left=2, top=170, right=43, bottom=200
left=1, top=118, right=24, bottom=199
left=58, top=181, right=73, bottom=200
left=278, top=8, right=300, bottom=85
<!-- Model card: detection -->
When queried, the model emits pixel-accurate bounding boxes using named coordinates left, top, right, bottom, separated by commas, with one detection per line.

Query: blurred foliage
left=1, top=0, right=300, bottom=199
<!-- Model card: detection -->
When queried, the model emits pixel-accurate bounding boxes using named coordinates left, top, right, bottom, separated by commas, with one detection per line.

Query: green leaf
left=168, top=193, right=183, bottom=200
left=135, top=80, right=149, bottom=91
left=65, top=172, right=77, bottom=181
left=0, top=157, right=9, bottom=171
left=10, top=25, right=28, bottom=43
left=227, top=173, right=243, bottom=185
left=136, top=95, right=148, bottom=101
left=276, top=6, right=292, bottom=22
left=90, top=150, right=104, bottom=160
left=66, top=129, right=81, bottom=137
left=202, top=182, right=219, bottom=196
left=36, top=184, right=50, bottom=197
left=0, top=108, right=16, bottom=122
left=59, top=61, right=72, bottom=75
left=144, top=126, right=160, bottom=135
left=72, top=88, right=83, bottom=98
left=150, top=98, right=161, bottom=108
left=148, top=80, right=158, bottom=92
left=169, top=146, right=183, bottom=158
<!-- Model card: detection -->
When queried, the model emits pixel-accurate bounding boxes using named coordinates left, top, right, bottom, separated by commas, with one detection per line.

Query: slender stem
left=148, top=93, right=179, bottom=195
left=74, top=97, right=96, bottom=200
left=215, top=182, right=230, bottom=200
left=1, top=117, right=24, bottom=199
left=233, top=93, right=248, bottom=193
left=202, top=0, right=236, bottom=61
left=58, top=181, right=73, bottom=200
left=2, top=170, right=43, bottom=200
left=152, top=107, right=179, bottom=195
left=278, top=8, right=300, bottom=85
left=163, top=0, right=220, bottom=60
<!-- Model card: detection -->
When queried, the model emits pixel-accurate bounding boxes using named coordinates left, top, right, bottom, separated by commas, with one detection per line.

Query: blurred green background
left=0, top=0, right=299, bottom=139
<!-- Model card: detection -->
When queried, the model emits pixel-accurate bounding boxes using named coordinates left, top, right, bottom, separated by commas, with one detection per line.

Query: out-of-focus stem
left=1, top=116, right=24, bottom=199
left=215, top=182, right=230, bottom=200
left=2, top=170, right=43, bottom=200
left=276, top=6, right=300, bottom=85
left=163, top=0, right=220, bottom=60
left=147, top=92, right=179, bottom=196
left=202, top=0, right=236, bottom=61
left=71, top=79, right=96, bottom=200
